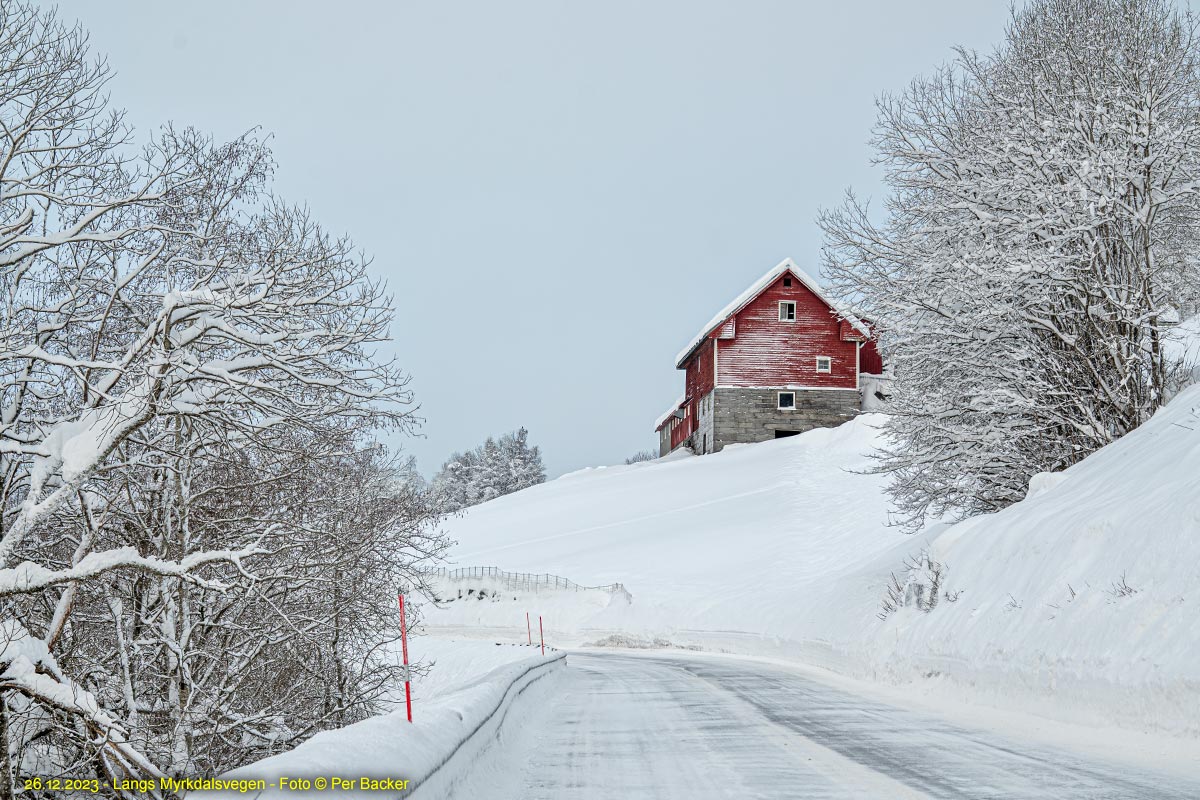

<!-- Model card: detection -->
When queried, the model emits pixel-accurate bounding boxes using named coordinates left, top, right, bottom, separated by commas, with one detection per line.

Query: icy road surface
left=459, top=652, right=1200, bottom=799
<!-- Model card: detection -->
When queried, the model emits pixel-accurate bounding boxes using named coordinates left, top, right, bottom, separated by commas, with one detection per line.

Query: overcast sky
left=53, top=1, right=1012, bottom=478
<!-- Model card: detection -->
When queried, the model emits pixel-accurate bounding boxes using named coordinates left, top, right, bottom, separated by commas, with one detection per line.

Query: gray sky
left=53, top=1, right=1011, bottom=478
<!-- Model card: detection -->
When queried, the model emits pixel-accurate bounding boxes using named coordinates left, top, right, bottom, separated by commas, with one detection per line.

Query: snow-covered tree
left=820, top=0, right=1200, bottom=529
left=432, top=427, right=546, bottom=511
left=0, top=2, right=446, bottom=787
left=33, top=427, right=447, bottom=776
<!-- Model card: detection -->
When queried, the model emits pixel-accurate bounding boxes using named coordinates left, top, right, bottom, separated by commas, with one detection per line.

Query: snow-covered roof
left=673, top=258, right=870, bottom=369
left=653, top=395, right=686, bottom=431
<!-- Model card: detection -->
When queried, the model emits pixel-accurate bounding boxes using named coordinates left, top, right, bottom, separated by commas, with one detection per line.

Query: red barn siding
left=679, top=339, right=716, bottom=442
left=685, top=339, right=716, bottom=401
left=860, top=339, right=884, bottom=375
left=715, top=275, right=858, bottom=389
left=669, top=405, right=694, bottom=450
left=839, top=319, right=867, bottom=342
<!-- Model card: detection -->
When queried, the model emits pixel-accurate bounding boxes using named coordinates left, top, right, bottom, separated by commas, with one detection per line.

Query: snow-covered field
left=428, top=383, right=1200, bottom=737
left=427, top=414, right=896, bottom=647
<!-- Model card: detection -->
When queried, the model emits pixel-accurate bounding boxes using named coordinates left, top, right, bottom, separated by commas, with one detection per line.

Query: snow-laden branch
left=0, top=543, right=266, bottom=595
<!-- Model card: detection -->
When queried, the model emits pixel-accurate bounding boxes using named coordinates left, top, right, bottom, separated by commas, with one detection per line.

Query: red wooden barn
left=655, top=258, right=883, bottom=456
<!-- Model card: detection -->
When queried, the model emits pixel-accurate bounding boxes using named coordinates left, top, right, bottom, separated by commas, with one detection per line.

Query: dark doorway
left=775, top=430, right=800, bottom=439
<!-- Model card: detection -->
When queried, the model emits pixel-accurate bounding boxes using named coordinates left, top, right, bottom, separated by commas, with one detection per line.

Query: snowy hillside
left=431, top=386, right=1200, bottom=736
left=429, top=414, right=899, bottom=646
left=891, top=381, right=1200, bottom=735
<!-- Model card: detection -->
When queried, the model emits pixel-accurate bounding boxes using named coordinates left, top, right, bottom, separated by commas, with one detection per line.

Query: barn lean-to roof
left=672, top=258, right=870, bottom=369
left=653, top=395, right=687, bottom=432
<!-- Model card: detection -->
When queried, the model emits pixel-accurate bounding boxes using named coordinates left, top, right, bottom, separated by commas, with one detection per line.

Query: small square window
left=779, top=301, right=796, bottom=321
left=778, top=391, right=796, bottom=410
left=816, top=356, right=832, bottom=373
left=783, top=276, right=792, bottom=287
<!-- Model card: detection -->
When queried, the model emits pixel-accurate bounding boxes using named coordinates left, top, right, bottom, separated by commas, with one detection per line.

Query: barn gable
left=714, top=270, right=859, bottom=389
left=673, top=258, right=867, bottom=370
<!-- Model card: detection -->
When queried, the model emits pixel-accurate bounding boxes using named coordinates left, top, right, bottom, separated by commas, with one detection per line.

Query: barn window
left=778, top=391, right=796, bottom=410
left=783, top=276, right=792, bottom=287
left=779, top=301, right=796, bottom=321
left=816, top=356, right=832, bottom=373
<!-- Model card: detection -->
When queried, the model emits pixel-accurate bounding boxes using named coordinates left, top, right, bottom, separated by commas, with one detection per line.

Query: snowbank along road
left=447, top=651, right=1200, bottom=799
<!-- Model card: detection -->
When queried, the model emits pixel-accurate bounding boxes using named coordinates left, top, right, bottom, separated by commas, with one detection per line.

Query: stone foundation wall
left=712, top=387, right=859, bottom=451
left=693, top=391, right=715, bottom=454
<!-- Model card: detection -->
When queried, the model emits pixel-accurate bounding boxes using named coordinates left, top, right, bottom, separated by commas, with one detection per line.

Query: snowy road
left=455, top=651, right=1200, bottom=799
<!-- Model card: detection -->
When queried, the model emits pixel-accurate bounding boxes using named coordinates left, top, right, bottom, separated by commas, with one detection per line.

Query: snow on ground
left=421, top=575, right=625, bottom=641
left=428, top=384, right=1200, bottom=737
left=888, top=381, right=1200, bottom=736
left=1166, top=314, right=1200, bottom=373
left=198, top=639, right=560, bottom=798
left=428, top=414, right=898, bottom=645
left=400, top=635, right=553, bottom=704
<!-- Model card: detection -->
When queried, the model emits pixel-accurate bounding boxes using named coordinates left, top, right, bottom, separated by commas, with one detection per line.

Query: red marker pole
left=398, top=593, right=413, bottom=723
left=526, top=612, right=532, bottom=646
left=539, top=615, right=545, bottom=656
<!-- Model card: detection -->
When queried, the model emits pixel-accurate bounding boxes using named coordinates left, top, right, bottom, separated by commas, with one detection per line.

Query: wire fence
left=423, top=566, right=627, bottom=596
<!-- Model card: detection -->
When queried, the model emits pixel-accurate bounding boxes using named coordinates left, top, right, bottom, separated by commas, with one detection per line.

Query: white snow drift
left=200, top=639, right=563, bottom=799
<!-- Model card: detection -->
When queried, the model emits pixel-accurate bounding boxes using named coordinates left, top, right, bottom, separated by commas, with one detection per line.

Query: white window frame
left=777, top=391, right=796, bottom=410
left=778, top=301, right=797, bottom=322
left=815, top=356, right=832, bottom=374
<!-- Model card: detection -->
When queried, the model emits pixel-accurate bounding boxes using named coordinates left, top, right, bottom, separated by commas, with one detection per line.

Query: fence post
left=526, top=611, right=532, bottom=645
left=539, top=615, right=545, bottom=656
left=397, top=593, right=412, bottom=723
